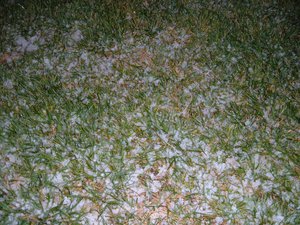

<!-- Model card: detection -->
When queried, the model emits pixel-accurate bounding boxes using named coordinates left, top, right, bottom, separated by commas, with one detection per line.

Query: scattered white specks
left=67, top=61, right=78, bottom=71
left=196, top=203, right=213, bottom=215
left=16, top=35, right=39, bottom=53
left=71, top=29, right=83, bottom=42
left=213, top=161, right=227, bottom=174
left=135, top=122, right=146, bottom=130
left=158, top=132, right=169, bottom=143
left=173, top=130, right=181, bottom=141
left=44, top=57, right=53, bottom=69
left=180, top=138, right=193, bottom=150
left=15, top=36, right=28, bottom=51
left=202, top=106, right=217, bottom=118
left=1, top=19, right=298, bottom=225
left=154, top=144, right=161, bottom=150
left=266, top=172, right=274, bottom=180
left=26, top=43, right=39, bottom=52
left=51, top=173, right=64, bottom=185
left=85, top=212, right=101, bottom=225
left=157, top=165, right=168, bottom=178
left=272, top=214, right=284, bottom=224
left=3, top=79, right=14, bottom=89
left=251, top=180, right=261, bottom=189
left=231, top=57, right=238, bottom=64
left=215, top=217, right=224, bottom=224
left=226, top=157, right=240, bottom=169
left=80, top=52, right=89, bottom=65
left=150, top=180, right=162, bottom=192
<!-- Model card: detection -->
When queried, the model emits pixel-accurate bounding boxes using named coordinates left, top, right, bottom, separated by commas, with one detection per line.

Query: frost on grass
left=1, top=17, right=299, bottom=225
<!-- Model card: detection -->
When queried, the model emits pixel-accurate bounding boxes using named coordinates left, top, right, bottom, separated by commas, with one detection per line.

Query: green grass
left=0, top=0, right=299, bottom=224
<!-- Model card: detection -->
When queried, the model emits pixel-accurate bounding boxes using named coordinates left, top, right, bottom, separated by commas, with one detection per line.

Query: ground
left=0, top=0, right=299, bottom=224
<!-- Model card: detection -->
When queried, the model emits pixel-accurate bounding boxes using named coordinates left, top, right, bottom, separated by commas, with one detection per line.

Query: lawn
left=0, top=0, right=299, bottom=224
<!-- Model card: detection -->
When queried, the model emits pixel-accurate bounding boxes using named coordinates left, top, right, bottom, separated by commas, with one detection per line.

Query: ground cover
left=0, top=0, right=299, bottom=224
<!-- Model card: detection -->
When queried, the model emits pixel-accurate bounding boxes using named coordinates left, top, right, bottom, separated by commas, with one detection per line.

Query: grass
left=0, top=0, right=299, bottom=224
